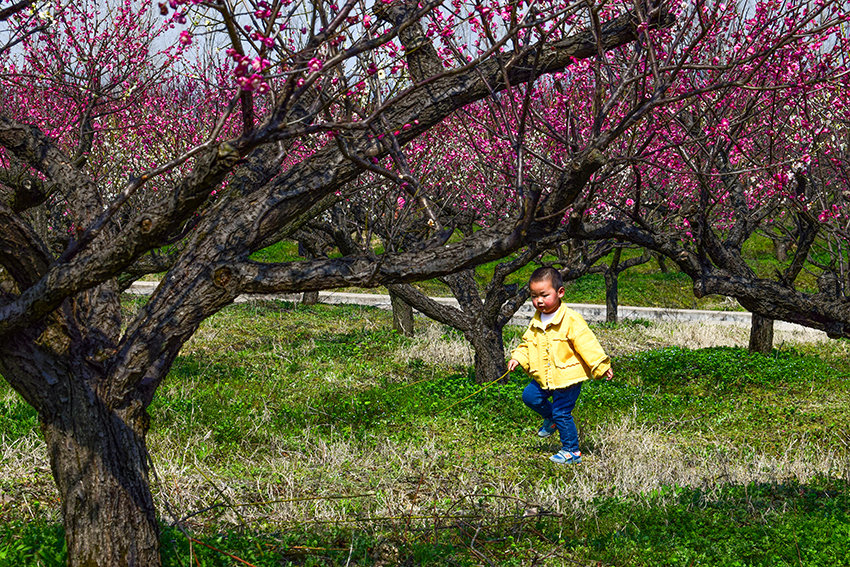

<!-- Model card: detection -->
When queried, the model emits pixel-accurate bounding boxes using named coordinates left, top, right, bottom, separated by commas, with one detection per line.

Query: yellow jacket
left=511, top=304, right=611, bottom=390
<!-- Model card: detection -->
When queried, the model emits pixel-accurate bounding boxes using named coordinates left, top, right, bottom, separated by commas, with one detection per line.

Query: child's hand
left=507, top=359, right=520, bottom=372
left=603, top=368, right=613, bottom=381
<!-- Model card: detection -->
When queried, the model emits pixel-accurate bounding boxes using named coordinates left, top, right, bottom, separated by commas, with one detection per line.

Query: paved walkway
left=127, top=281, right=820, bottom=334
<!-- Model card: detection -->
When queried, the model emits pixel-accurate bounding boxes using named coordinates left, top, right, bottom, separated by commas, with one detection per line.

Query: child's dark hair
left=530, top=266, right=563, bottom=290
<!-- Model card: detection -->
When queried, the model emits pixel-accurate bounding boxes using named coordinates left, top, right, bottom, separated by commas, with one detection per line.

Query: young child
left=507, top=267, right=613, bottom=464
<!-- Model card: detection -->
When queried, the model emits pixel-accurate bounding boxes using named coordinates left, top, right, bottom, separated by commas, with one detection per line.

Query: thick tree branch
left=251, top=9, right=662, bottom=244
left=238, top=221, right=523, bottom=293
left=0, top=0, right=34, bottom=21
left=702, top=274, right=850, bottom=337
left=0, top=116, right=101, bottom=224
left=0, top=203, right=52, bottom=288
left=0, top=143, right=244, bottom=336
left=387, top=283, right=472, bottom=330
left=576, top=218, right=850, bottom=337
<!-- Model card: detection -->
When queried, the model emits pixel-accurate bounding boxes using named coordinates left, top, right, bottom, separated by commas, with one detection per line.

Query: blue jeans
left=522, top=380, right=582, bottom=453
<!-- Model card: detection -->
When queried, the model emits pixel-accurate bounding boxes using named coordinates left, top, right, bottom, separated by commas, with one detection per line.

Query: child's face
left=529, top=279, right=565, bottom=314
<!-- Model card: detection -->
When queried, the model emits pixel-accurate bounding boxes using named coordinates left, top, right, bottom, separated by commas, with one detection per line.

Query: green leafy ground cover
left=1, top=301, right=848, bottom=566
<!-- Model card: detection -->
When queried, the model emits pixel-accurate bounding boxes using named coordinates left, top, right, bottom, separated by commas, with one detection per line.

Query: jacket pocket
left=551, top=337, right=580, bottom=368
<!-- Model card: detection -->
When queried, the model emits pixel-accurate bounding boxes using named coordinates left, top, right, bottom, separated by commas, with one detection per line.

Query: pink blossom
left=237, top=73, right=267, bottom=92
left=251, top=57, right=270, bottom=71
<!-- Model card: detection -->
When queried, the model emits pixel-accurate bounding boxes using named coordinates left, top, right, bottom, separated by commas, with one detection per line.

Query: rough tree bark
left=0, top=280, right=162, bottom=565
left=468, top=324, right=509, bottom=383
left=748, top=313, right=775, bottom=354
left=389, top=289, right=415, bottom=337
left=44, top=393, right=158, bottom=565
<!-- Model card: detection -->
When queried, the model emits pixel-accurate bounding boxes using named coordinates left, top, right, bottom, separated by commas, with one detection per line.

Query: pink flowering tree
left=0, top=0, right=677, bottom=563
left=0, top=1, right=236, bottom=233
left=3, top=0, right=849, bottom=564
left=566, top=0, right=850, bottom=347
left=303, top=189, right=623, bottom=382
left=312, top=94, right=647, bottom=382
left=309, top=0, right=850, bottom=380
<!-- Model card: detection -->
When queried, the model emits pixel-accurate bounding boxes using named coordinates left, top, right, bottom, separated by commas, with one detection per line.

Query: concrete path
left=127, top=280, right=821, bottom=335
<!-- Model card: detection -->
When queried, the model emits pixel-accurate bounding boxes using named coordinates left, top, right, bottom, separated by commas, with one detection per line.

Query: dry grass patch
left=547, top=415, right=850, bottom=516
left=392, top=322, right=473, bottom=369
left=0, top=433, right=58, bottom=522
left=596, top=320, right=832, bottom=356
left=137, top=410, right=850, bottom=533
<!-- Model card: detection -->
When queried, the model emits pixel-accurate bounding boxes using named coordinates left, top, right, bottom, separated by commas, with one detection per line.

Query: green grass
left=0, top=521, right=65, bottom=566
left=578, top=477, right=850, bottom=566
left=249, top=240, right=302, bottom=263
left=588, top=346, right=850, bottom=451
left=0, top=401, right=37, bottom=442
left=4, top=480, right=850, bottom=566
left=1, top=301, right=849, bottom=566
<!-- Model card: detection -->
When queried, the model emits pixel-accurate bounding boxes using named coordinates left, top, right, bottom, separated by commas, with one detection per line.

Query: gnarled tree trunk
left=44, top=402, right=158, bottom=567
left=388, top=269, right=517, bottom=384
left=466, top=325, right=507, bottom=383
left=1, top=284, right=161, bottom=567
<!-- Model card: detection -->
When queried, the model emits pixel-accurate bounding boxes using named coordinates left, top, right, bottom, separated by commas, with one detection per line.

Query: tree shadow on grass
left=580, top=476, right=850, bottom=566
left=11, top=477, right=848, bottom=566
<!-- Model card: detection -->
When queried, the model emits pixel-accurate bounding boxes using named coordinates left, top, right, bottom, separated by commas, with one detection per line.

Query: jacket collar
left=529, top=302, right=567, bottom=330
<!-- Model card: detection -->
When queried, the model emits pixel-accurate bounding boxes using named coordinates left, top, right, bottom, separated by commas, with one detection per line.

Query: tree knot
left=213, top=266, right=233, bottom=289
